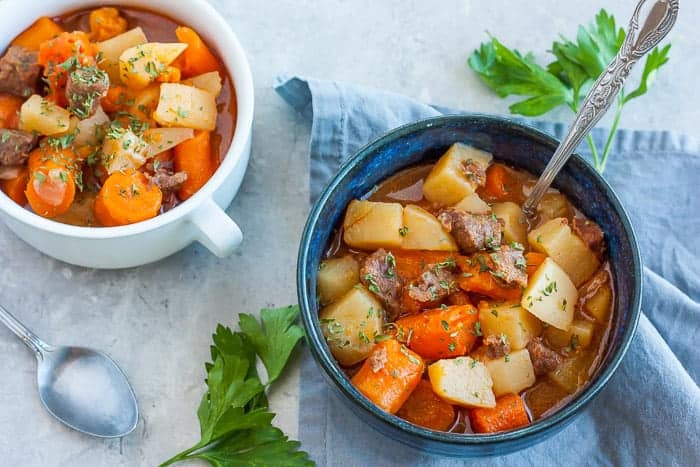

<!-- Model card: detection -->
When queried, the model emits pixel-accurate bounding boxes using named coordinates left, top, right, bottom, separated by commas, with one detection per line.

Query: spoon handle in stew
left=522, top=0, right=679, bottom=218
left=0, top=304, right=49, bottom=358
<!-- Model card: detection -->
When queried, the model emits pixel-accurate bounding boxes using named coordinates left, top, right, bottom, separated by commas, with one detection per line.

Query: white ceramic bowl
left=0, top=0, right=254, bottom=268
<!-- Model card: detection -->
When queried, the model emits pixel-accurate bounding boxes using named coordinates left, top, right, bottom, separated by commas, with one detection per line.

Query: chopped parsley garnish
left=472, top=321, right=483, bottom=337
left=364, top=273, right=381, bottom=294
left=441, top=320, right=450, bottom=331
left=398, top=226, right=409, bottom=237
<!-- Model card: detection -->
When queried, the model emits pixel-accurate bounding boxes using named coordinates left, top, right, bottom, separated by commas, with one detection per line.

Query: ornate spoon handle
left=522, top=0, right=679, bottom=218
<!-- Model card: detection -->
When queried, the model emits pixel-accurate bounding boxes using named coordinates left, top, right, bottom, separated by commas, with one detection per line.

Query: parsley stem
left=598, top=100, right=624, bottom=173
left=585, top=134, right=600, bottom=169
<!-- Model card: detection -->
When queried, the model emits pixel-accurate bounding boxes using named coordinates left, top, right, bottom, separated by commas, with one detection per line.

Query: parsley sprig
left=160, top=306, right=312, bottom=467
left=468, top=9, right=671, bottom=173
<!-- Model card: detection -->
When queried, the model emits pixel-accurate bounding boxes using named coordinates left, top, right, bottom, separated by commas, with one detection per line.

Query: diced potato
left=537, top=193, right=572, bottom=222
left=544, top=319, right=595, bottom=349
left=492, top=202, right=528, bottom=247
left=454, top=192, right=491, bottom=214
left=189, top=71, right=223, bottom=97
left=428, top=357, right=496, bottom=408
left=153, top=83, right=217, bottom=131
left=119, top=42, right=188, bottom=89
left=317, top=256, right=360, bottom=305
left=521, top=258, right=578, bottom=331
left=528, top=218, right=600, bottom=286
left=142, top=127, right=194, bottom=155
left=343, top=199, right=404, bottom=250
left=422, top=143, right=493, bottom=206
left=484, top=348, right=536, bottom=397
left=128, top=84, right=161, bottom=123
left=102, top=128, right=149, bottom=174
left=585, top=282, right=612, bottom=323
left=548, top=352, right=594, bottom=393
left=74, top=106, right=109, bottom=147
left=19, top=95, right=71, bottom=136
left=401, top=204, right=458, bottom=251
left=97, top=27, right=148, bottom=82
left=319, top=285, right=385, bottom=366
left=478, top=302, right=542, bottom=350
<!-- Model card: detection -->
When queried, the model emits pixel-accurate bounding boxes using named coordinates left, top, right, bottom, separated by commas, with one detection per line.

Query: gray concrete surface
left=0, top=0, right=696, bottom=465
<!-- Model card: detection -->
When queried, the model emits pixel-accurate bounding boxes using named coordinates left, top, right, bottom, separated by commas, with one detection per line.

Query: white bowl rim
left=0, top=0, right=254, bottom=239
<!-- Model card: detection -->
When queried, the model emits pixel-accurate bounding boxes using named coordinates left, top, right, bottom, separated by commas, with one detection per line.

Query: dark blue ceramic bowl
left=297, top=115, right=642, bottom=457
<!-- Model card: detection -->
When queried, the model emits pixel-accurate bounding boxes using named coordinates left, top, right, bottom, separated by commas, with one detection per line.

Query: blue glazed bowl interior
left=297, top=115, right=642, bottom=457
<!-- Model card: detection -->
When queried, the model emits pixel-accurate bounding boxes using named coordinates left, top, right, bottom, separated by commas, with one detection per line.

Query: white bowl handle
left=189, top=199, right=243, bottom=257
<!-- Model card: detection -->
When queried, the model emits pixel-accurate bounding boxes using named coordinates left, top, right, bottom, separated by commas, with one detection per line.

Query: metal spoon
left=0, top=304, right=138, bottom=438
left=522, top=0, right=679, bottom=218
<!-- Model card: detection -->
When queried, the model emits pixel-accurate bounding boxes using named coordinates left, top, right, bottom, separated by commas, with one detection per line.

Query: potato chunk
left=19, top=95, right=71, bottom=136
left=428, top=357, right=496, bottom=408
left=189, top=71, right=223, bottom=97
left=544, top=319, right=595, bottom=349
left=521, top=258, right=578, bottom=331
left=585, top=282, right=612, bottom=323
left=317, top=256, right=360, bottom=305
left=153, top=83, right=218, bottom=131
left=492, top=202, right=528, bottom=247
left=343, top=200, right=404, bottom=250
left=119, top=42, right=187, bottom=89
left=478, top=301, right=542, bottom=350
left=537, top=193, right=572, bottom=222
left=484, top=348, right=536, bottom=397
left=102, top=128, right=149, bottom=174
left=401, top=204, right=457, bottom=251
left=142, top=127, right=194, bottom=155
left=528, top=218, right=600, bottom=286
left=548, top=352, right=594, bottom=393
left=97, top=27, right=148, bottom=82
left=319, top=285, right=385, bottom=366
left=422, top=143, right=492, bottom=206
left=454, top=192, right=491, bottom=214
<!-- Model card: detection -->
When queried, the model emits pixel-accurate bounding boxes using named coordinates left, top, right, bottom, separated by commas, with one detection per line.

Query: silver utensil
left=0, top=304, right=138, bottom=438
left=522, top=0, right=679, bottom=218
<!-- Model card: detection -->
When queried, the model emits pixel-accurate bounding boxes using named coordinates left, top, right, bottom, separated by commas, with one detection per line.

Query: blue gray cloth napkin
left=275, top=76, right=700, bottom=467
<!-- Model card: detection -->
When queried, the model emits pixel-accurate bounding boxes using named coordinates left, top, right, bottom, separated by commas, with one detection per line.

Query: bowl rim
left=297, top=114, right=642, bottom=446
left=0, top=0, right=254, bottom=237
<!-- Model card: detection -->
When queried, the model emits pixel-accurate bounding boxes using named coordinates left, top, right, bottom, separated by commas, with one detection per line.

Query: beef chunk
left=528, top=337, right=563, bottom=376
left=438, top=208, right=503, bottom=254
left=360, top=249, right=402, bottom=320
left=161, top=191, right=181, bottom=213
left=487, top=244, right=528, bottom=288
left=408, top=261, right=458, bottom=303
left=0, top=129, right=38, bottom=166
left=484, top=334, right=511, bottom=359
left=147, top=169, right=188, bottom=192
left=572, top=216, right=605, bottom=254
left=0, top=46, right=41, bottom=97
left=66, top=66, right=110, bottom=119
left=461, top=159, right=487, bottom=187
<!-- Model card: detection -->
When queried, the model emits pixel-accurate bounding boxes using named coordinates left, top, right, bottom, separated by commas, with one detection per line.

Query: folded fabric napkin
left=275, top=76, right=700, bottom=467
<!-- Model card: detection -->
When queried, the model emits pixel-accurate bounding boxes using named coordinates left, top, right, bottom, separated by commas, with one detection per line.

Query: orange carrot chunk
left=389, top=250, right=457, bottom=281
left=174, top=129, right=215, bottom=200
left=38, top=31, right=97, bottom=107
left=94, top=170, right=162, bottom=226
left=11, top=17, right=64, bottom=51
left=456, top=255, right=522, bottom=301
left=395, top=305, right=479, bottom=360
left=525, top=252, right=547, bottom=276
left=89, top=7, right=127, bottom=41
left=25, top=162, right=75, bottom=218
left=397, top=379, right=456, bottom=431
left=469, top=393, right=531, bottom=433
left=1, top=167, right=29, bottom=205
left=173, top=26, right=222, bottom=78
left=0, top=94, right=24, bottom=129
left=481, top=164, right=517, bottom=202
left=351, top=339, right=424, bottom=414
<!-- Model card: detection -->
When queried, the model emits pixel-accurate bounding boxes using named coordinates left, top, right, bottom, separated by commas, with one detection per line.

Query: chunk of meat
left=147, top=169, right=188, bottom=193
left=408, top=262, right=458, bottom=303
left=0, top=46, right=41, bottom=97
left=0, top=129, right=38, bottom=166
left=484, top=334, right=511, bottom=359
left=487, top=244, right=528, bottom=288
left=65, top=66, right=109, bottom=119
left=160, top=191, right=181, bottom=213
left=0, top=165, right=23, bottom=180
left=528, top=337, right=563, bottom=376
left=438, top=208, right=503, bottom=254
left=360, top=249, right=402, bottom=320
left=572, top=216, right=605, bottom=254
left=461, top=159, right=487, bottom=187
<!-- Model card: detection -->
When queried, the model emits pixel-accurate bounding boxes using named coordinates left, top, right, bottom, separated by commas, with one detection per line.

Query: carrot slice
left=173, top=26, right=222, bottom=78
left=0, top=94, right=24, bottom=129
left=481, top=164, right=518, bottom=202
left=94, top=170, right=162, bottom=226
left=11, top=17, right=64, bottom=51
left=456, top=255, right=522, bottom=301
left=447, top=291, right=473, bottom=307
left=395, top=305, right=479, bottom=360
left=525, top=252, right=547, bottom=276
left=397, top=379, right=456, bottom=431
left=38, top=31, right=97, bottom=107
left=1, top=167, right=29, bottom=205
left=469, top=393, right=531, bottom=433
left=88, top=7, right=127, bottom=41
left=25, top=161, right=75, bottom=218
left=389, top=250, right=458, bottom=281
left=351, top=339, right=424, bottom=414
left=174, top=130, right=215, bottom=200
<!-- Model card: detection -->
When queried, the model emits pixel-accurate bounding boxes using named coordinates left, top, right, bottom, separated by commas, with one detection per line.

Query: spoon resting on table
left=522, top=0, right=678, bottom=218
left=0, top=303, right=138, bottom=438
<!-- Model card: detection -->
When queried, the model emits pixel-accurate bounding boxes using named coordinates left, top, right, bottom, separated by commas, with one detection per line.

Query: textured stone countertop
left=0, top=1, right=696, bottom=465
